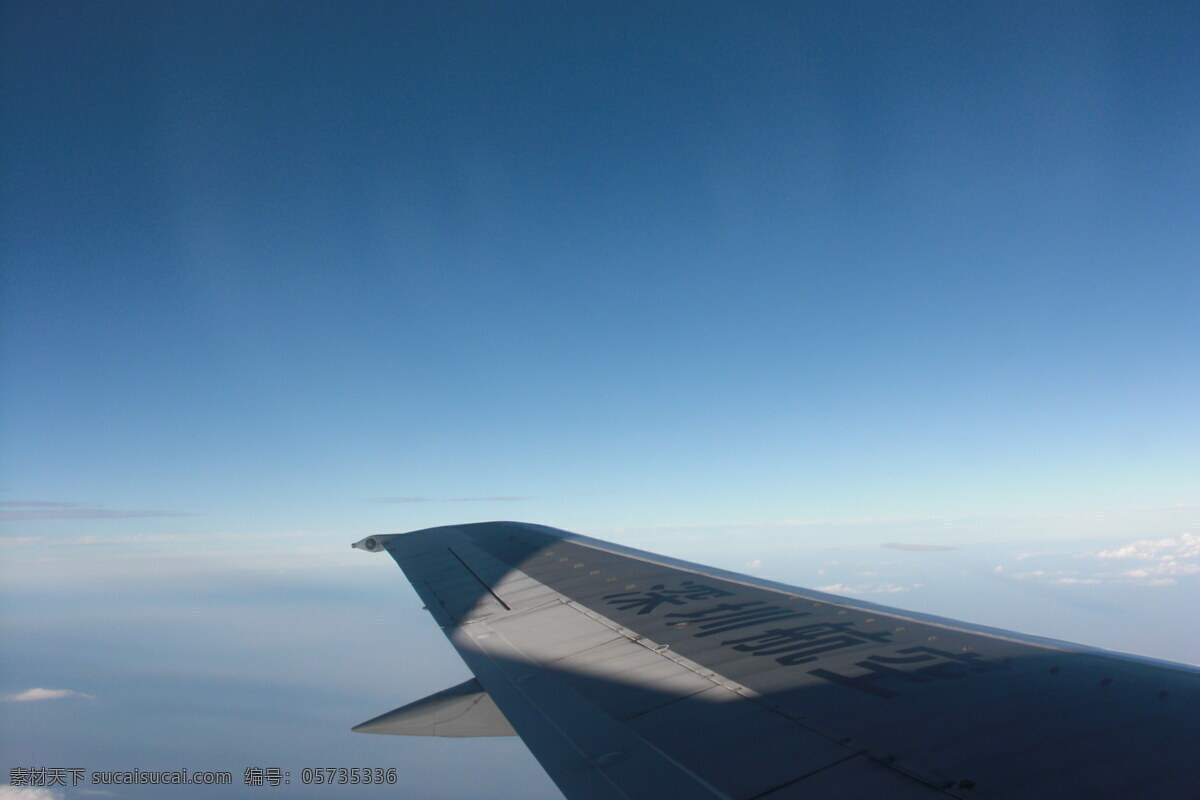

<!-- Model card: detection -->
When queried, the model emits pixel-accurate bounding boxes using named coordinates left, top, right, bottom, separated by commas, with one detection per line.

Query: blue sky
left=2, top=2, right=1198, bottom=798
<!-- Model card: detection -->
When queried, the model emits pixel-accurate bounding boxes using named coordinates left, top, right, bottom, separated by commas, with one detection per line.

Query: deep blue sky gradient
left=4, top=1, right=1197, bottom=534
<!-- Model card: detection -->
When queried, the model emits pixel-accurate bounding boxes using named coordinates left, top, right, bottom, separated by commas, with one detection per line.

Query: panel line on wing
left=449, top=620, right=737, bottom=799
left=447, top=546, right=511, bottom=610
left=743, top=750, right=867, bottom=800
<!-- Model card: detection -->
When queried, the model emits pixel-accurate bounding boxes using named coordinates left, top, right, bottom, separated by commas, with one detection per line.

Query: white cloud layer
left=1009, top=532, right=1200, bottom=588
left=1094, top=532, right=1199, bottom=585
left=0, top=788, right=64, bottom=799
left=1096, top=532, right=1199, bottom=561
left=2, top=688, right=89, bottom=703
left=814, top=582, right=921, bottom=595
left=814, top=583, right=861, bottom=594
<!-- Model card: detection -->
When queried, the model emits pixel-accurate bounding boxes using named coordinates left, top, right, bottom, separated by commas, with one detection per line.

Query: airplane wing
left=352, top=521, right=1200, bottom=799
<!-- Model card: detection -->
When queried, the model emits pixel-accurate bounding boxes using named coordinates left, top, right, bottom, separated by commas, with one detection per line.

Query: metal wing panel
left=452, top=602, right=907, bottom=800
left=376, top=526, right=952, bottom=799
left=760, top=754, right=962, bottom=800
left=452, top=523, right=1200, bottom=799
left=489, top=612, right=717, bottom=721
left=620, top=684, right=861, bottom=799
left=444, top=619, right=730, bottom=800
left=399, top=548, right=508, bottom=625
left=486, top=603, right=625, bottom=665
left=362, top=522, right=1200, bottom=800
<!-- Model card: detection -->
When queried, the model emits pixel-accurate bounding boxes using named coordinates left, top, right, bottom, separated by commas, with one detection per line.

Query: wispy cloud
left=1092, top=532, right=1199, bottom=586
left=610, top=514, right=957, bottom=531
left=814, top=582, right=861, bottom=595
left=1005, top=532, right=1200, bottom=588
left=815, top=582, right=922, bottom=595
left=0, top=536, right=42, bottom=546
left=1, top=530, right=319, bottom=549
left=366, top=495, right=529, bottom=504
left=2, top=687, right=91, bottom=703
left=0, top=501, right=193, bottom=521
left=1095, top=532, right=1200, bottom=561
left=447, top=496, right=529, bottom=503
left=365, top=497, right=433, bottom=504
left=880, top=542, right=956, bottom=552
left=1121, top=561, right=1199, bottom=581
left=875, top=583, right=920, bottom=593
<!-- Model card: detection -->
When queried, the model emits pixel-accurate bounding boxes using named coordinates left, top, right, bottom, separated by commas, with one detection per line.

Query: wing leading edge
left=353, top=522, right=1200, bottom=799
